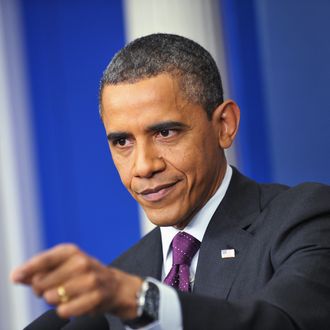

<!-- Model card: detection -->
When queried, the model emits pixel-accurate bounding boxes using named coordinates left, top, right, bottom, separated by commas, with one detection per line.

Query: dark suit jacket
left=109, top=168, right=330, bottom=329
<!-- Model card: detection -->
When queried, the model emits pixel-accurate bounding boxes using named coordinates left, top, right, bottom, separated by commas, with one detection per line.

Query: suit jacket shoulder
left=180, top=169, right=330, bottom=330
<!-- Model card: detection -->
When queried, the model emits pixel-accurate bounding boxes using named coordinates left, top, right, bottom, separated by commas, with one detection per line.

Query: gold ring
left=57, top=285, right=69, bottom=303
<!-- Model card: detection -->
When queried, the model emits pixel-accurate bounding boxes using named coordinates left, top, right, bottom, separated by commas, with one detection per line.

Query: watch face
left=144, top=281, right=160, bottom=321
left=126, top=280, right=160, bottom=329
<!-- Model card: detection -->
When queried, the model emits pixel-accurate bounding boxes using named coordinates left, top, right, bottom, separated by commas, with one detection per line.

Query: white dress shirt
left=127, top=165, right=233, bottom=330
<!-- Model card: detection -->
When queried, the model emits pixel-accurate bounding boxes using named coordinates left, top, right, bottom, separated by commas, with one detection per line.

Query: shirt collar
left=160, top=164, right=233, bottom=262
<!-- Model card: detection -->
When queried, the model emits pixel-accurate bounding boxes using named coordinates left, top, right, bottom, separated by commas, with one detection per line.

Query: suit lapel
left=132, top=227, right=163, bottom=280
left=193, top=168, right=261, bottom=299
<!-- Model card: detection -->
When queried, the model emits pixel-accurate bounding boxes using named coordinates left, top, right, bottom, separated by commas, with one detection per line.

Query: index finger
left=10, top=244, right=80, bottom=284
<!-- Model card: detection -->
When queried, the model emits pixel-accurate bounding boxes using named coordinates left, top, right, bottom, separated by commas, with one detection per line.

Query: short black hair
left=99, top=33, right=223, bottom=119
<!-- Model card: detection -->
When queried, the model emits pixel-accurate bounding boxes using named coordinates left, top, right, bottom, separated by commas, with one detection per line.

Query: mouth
left=138, top=181, right=179, bottom=202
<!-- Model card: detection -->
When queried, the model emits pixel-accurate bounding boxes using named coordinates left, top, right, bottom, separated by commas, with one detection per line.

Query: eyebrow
left=107, top=121, right=189, bottom=141
left=107, top=132, right=130, bottom=141
left=146, top=121, right=189, bottom=133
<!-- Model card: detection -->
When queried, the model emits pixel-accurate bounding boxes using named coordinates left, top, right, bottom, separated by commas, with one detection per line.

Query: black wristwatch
left=125, top=278, right=160, bottom=329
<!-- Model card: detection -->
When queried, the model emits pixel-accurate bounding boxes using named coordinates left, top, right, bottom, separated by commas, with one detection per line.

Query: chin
left=148, top=217, right=178, bottom=227
left=145, top=209, right=189, bottom=228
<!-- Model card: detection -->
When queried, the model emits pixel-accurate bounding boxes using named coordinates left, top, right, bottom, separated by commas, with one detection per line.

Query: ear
left=212, top=99, right=240, bottom=149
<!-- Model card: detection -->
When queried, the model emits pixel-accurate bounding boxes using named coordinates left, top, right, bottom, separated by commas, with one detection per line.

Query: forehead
left=101, top=74, right=194, bottom=127
left=102, top=74, right=182, bottom=108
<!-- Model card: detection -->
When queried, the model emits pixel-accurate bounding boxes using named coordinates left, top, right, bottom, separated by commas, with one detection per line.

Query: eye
left=117, top=138, right=127, bottom=146
left=157, top=129, right=177, bottom=139
left=112, top=137, right=132, bottom=148
left=160, top=129, right=170, bottom=137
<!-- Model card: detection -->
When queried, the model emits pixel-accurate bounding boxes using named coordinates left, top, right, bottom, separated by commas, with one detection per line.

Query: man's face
left=101, top=74, right=227, bottom=229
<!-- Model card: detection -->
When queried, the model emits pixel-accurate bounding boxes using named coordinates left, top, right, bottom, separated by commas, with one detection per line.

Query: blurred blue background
left=0, top=0, right=329, bottom=327
left=20, top=0, right=140, bottom=264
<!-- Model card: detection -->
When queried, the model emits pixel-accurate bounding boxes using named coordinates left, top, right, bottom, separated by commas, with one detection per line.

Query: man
left=12, top=34, right=330, bottom=329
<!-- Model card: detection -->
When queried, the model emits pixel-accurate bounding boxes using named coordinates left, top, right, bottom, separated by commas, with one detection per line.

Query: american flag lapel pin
left=221, top=248, right=236, bottom=259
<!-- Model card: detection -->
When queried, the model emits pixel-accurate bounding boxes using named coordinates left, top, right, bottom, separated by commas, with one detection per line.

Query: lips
left=138, top=181, right=179, bottom=202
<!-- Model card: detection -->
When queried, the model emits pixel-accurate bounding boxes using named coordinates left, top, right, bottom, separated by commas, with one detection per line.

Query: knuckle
left=31, top=276, right=43, bottom=294
left=63, top=243, right=79, bottom=254
left=73, top=254, right=90, bottom=272
left=41, top=254, right=53, bottom=266
left=87, top=272, right=99, bottom=288
left=43, top=291, right=54, bottom=304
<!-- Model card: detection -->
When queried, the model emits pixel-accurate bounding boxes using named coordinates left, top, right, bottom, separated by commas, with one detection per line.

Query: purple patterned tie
left=164, top=232, right=201, bottom=292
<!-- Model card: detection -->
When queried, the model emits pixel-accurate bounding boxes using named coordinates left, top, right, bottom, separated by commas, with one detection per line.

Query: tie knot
left=172, top=232, right=201, bottom=266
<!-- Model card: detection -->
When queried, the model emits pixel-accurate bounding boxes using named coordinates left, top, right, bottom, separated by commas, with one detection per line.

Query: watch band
left=125, top=278, right=160, bottom=329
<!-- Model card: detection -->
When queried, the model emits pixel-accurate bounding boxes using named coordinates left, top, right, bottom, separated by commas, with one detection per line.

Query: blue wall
left=221, top=0, right=330, bottom=185
left=221, top=0, right=272, bottom=182
left=20, top=0, right=140, bottom=263
left=255, top=0, right=330, bottom=185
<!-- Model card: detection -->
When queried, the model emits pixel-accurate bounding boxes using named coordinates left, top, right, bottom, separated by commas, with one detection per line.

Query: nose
left=133, top=142, right=166, bottom=178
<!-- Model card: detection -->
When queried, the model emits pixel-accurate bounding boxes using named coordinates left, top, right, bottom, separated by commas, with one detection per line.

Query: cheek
left=162, top=146, right=198, bottom=180
left=165, top=140, right=218, bottom=187
left=111, top=154, right=133, bottom=189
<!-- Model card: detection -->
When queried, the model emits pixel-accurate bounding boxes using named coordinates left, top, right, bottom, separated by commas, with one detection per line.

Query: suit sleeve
left=178, top=184, right=330, bottom=330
